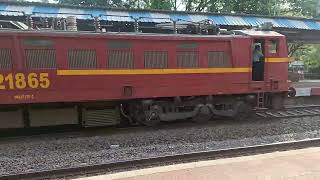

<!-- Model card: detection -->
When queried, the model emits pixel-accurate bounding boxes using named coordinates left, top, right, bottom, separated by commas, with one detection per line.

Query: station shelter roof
left=0, top=1, right=320, bottom=30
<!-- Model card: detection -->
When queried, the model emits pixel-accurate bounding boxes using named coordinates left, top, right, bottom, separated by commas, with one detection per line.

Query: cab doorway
left=252, top=39, right=265, bottom=81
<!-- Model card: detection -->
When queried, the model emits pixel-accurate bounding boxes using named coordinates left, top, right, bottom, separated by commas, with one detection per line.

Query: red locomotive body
left=0, top=29, right=289, bottom=127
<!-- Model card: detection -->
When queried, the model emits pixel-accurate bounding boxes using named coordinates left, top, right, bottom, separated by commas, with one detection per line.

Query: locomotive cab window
left=269, top=39, right=279, bottom=54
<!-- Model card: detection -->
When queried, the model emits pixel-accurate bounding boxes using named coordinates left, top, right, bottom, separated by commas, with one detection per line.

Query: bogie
left=125, top=95, right=262, bottom=126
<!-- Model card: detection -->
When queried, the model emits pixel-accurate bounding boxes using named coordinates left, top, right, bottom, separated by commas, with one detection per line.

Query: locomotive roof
left=233, top=30, right=285, bottom=37
left=0, top=29, right=284, bottom=40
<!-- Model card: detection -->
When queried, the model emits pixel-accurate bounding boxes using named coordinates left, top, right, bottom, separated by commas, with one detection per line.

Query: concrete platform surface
left=76, top=147, right=320, bottom=180
left=292, top=80, right=320, bottom=88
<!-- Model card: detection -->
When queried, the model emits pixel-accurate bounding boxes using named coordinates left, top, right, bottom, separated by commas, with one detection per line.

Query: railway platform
left=77, top=147, right=320, bottom=180
left=292, top=80, right=320, bottom=97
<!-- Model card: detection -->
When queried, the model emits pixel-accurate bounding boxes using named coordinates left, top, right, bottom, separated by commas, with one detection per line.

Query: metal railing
left=304, top=73, right=320, bottom=80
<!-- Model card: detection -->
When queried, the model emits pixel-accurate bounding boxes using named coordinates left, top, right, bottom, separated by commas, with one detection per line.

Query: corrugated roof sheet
left=1, top=2, right=320, bottom=30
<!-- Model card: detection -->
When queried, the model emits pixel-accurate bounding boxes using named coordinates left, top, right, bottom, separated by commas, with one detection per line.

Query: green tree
left=179, top=0, right=284, bottom=15
left=297, top=45, right=320, bottom=72
left=284, top=0, right=318, bottom=18
left=142, top=0, right=173, bottom=10
left=59, top=0, right=320, bottom=17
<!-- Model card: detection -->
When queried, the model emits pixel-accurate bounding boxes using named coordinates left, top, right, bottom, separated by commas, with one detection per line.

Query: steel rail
left=1, top=105, right=320, bottom=139
left=2, top=138, right=320, bottom=180
left=255, top=105, right=320, bottom=118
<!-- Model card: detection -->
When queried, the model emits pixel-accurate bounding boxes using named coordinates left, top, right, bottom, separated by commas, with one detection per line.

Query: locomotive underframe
left=0, top=92, right=286, bottom=129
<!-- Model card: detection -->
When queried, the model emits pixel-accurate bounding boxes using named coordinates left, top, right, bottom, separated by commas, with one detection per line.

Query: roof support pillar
left=25, top=15, right=33, bottom=29
left=43, top=17, right=49, bottom=28
left=134, top=18, right=139, bottom=33
left=173, top=21, right=177, bottom=34
left=94, top=16, right=101, bottom=32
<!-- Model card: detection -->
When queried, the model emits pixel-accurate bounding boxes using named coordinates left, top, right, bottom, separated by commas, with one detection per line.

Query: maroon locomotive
left=0, top=28, right=289, bottom=128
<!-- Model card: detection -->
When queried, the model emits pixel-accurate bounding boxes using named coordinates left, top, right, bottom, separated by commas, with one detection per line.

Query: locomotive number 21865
left=0, top=73, right=50, bottom=90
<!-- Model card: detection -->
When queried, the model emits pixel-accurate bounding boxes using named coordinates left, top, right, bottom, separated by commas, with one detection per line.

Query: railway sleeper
left=255, top=107, right=320, bottom=118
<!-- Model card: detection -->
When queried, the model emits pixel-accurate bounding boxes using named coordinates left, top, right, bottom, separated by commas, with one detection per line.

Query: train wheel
left=288, top=87, right=296, bottom=98
left=136, top=105, right=162, bottom=127
left=192, top=106, right=212, bottom=123
left=233, top=101, right=251, bottom=121
left=142, top=112, right=161, bottom=127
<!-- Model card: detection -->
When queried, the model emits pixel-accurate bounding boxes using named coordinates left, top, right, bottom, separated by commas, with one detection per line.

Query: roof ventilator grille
left=0, top=48, right=12, bottom=69
left=208, top=51, right=231, bottom=68
left=25, top=49, right=56, bottom=69
left=144, top=51, right=168, bottom=69
left=177, top=51, right=199, bottom=68
left=68, top=49, right=97, bottom=69
left=108, top=50, right=134, bottom=69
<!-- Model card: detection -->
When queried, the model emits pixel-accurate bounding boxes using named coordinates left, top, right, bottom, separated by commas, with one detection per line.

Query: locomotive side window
left=68, top=49, right=97, bottom=69
left=269, top=39, right=279, bottom=54
left=0, top=48, right=12, bottom=69
left=25, top=49, right=56, bottom=69
left=24, top=39, right=53, bottom=47
left=208, top=51, right=231, bottom=68
left=144, top=51, right=168, bottom=69
left=177, top=43, right=198, bottom=49
left=177, top=51, right=199, bottom=68
left=108, top=41, right=132, bottom=49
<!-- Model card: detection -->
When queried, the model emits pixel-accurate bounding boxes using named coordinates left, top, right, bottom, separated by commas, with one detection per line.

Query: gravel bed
left=1, top=116, right=320, bottom=175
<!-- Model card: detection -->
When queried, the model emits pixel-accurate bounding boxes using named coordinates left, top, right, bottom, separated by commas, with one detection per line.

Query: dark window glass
left=108, top=41, right=132, bottom=49
left=177, top=43, right=198, bottom=49
left=23, top=39, right=53, bottom=47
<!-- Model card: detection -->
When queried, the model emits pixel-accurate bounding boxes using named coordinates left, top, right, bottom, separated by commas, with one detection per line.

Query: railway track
left=2, top=138, right=320, bottom=180
left=1, top=104, right=320, bottom=139
left=255, top=105, right=320, bottom=118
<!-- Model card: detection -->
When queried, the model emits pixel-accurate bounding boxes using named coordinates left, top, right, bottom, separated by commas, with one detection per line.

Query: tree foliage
left=59, top=0, right=122, bottom=7
left=59, top=0, right=319, bottom=18
left=59, top=0, right=174, bottom=9
left=284, top=0, right=318, bottom=18
left=291, top=44, right=320, bottom=72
